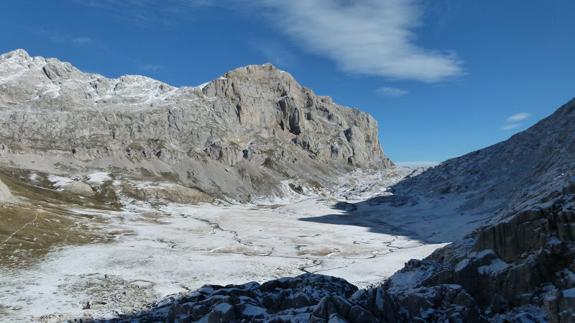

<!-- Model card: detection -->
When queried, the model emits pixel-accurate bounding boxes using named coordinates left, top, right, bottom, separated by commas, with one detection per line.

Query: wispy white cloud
left=71, top=36, right=94, bottom=46
left=506, top=112, right=531, bottom=123
left=376, top=86, right=408, bottom=97
left=71, top=0, right=463, bottom=82
left=34, top=28, right=95, bottom=47
left=502, top=112, right=531, bottom=130
left=140, top=64, right=166, bottom=73
left=258, top=0, right=463, bottom=82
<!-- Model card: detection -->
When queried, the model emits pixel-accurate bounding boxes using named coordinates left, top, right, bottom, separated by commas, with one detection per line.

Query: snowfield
left=0, top=168, right=448, bottom=322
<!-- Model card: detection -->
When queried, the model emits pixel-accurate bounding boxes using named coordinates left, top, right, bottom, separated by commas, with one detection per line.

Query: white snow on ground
left=47, top=175, right=75, bottom=190
left=28, top=173, right=39, bottom=183
left=86, top=172, right=112, bottom=185
left=195, top=81, right=210, bottom=90
left=0, top=168, right=451, bottom=321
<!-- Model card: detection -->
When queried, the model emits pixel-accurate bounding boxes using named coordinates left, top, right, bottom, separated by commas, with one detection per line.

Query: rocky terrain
left=1, top=48, right=574, bottom=322
left=0, top=50, right=419, bottom=322
left=0, top=49, right=391, bottom=203
left=104, top=100, right=575, bottom=322
left=2, top=167, right=450, bottom=322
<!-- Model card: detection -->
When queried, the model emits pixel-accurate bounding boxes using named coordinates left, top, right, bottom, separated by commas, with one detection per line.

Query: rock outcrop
left=117, top=274, right=359, bottom=322
left=111, top=272, right=483, bottom=322
left=380, top=199, right=575, bottom=322
left=0, top=49, right=392, bottom=202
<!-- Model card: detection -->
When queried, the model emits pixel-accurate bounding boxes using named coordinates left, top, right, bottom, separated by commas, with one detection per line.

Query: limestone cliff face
left=0, top=49, right=392, bottom=201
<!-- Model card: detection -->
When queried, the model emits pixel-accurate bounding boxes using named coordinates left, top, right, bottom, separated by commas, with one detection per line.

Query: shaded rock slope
left=0, top=49, right=391, bottom=202
left=108, top=99, right=575, bottom=322
left=393, top=98, right=575, bottom=225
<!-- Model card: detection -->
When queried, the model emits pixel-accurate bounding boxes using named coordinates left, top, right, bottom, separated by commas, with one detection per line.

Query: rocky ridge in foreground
left=0, top=49, right=391, bottom=202
left=105, top=100, right=575, bottom=322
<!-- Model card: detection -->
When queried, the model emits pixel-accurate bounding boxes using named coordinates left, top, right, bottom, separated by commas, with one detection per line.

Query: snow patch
left=86, top=172, right=112, bottom=185
left=195, top=81, right=210, bottom=90
left=29, top=173, right=39, bottom=182
left=47, top=175, right=75, bottom=190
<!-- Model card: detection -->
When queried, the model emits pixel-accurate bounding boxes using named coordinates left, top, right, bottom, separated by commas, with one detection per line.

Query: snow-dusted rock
left=60, top=181, right=96, bottom=197
left=120, top=182, right=214, bottom=204
left=0, top=49, right=392, bottom=202
left=115, top=274, right=358, bottom=322
left=109, top=273, right=483, bottom=322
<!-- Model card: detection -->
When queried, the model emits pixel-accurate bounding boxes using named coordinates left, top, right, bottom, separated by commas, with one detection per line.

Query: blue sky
left=1, top=0, right=574, bottom=163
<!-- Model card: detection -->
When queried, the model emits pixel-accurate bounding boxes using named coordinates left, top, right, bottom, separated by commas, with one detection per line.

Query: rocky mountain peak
left=223, top=63, right=295, bottom=83
left=0, top=49, right=392, bottom=201
left=0, top=48, right=32, bottom=62
left=203, top=63, right=303, bottom=100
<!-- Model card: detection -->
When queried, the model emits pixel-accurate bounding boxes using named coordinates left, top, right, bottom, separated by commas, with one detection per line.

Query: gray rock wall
left=0, top=49, right=392, bottom=201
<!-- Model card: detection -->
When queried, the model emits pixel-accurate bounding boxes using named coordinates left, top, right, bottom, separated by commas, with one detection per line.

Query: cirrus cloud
left=502, top=112, right=531, bottom=130
left=376, top=86, right=408, bottom=97
left=71, top=0, right=463, bottom=82
left=506, top=112, right=531, bottom=123
left=258, top=0, right=463, bottom=82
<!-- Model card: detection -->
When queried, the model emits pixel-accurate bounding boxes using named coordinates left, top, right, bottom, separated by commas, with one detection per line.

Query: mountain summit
left=0, top=49, right=392, bottom=201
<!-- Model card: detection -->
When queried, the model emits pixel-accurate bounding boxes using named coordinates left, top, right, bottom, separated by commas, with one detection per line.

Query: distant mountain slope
left=394, top=98, right=575, bottom=222
left=0, top=49, right=391, bottom=201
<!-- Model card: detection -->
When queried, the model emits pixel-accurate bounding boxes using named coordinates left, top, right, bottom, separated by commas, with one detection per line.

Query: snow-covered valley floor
left=0, top=168, right=448, bottom=322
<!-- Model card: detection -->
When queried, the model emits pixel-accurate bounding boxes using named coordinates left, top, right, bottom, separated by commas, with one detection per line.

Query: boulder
left=61, top=181, right=95, bottom=197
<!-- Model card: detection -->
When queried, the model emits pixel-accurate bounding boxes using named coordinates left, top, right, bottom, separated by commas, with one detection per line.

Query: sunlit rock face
left=0, top=49, right=392, bottom=202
